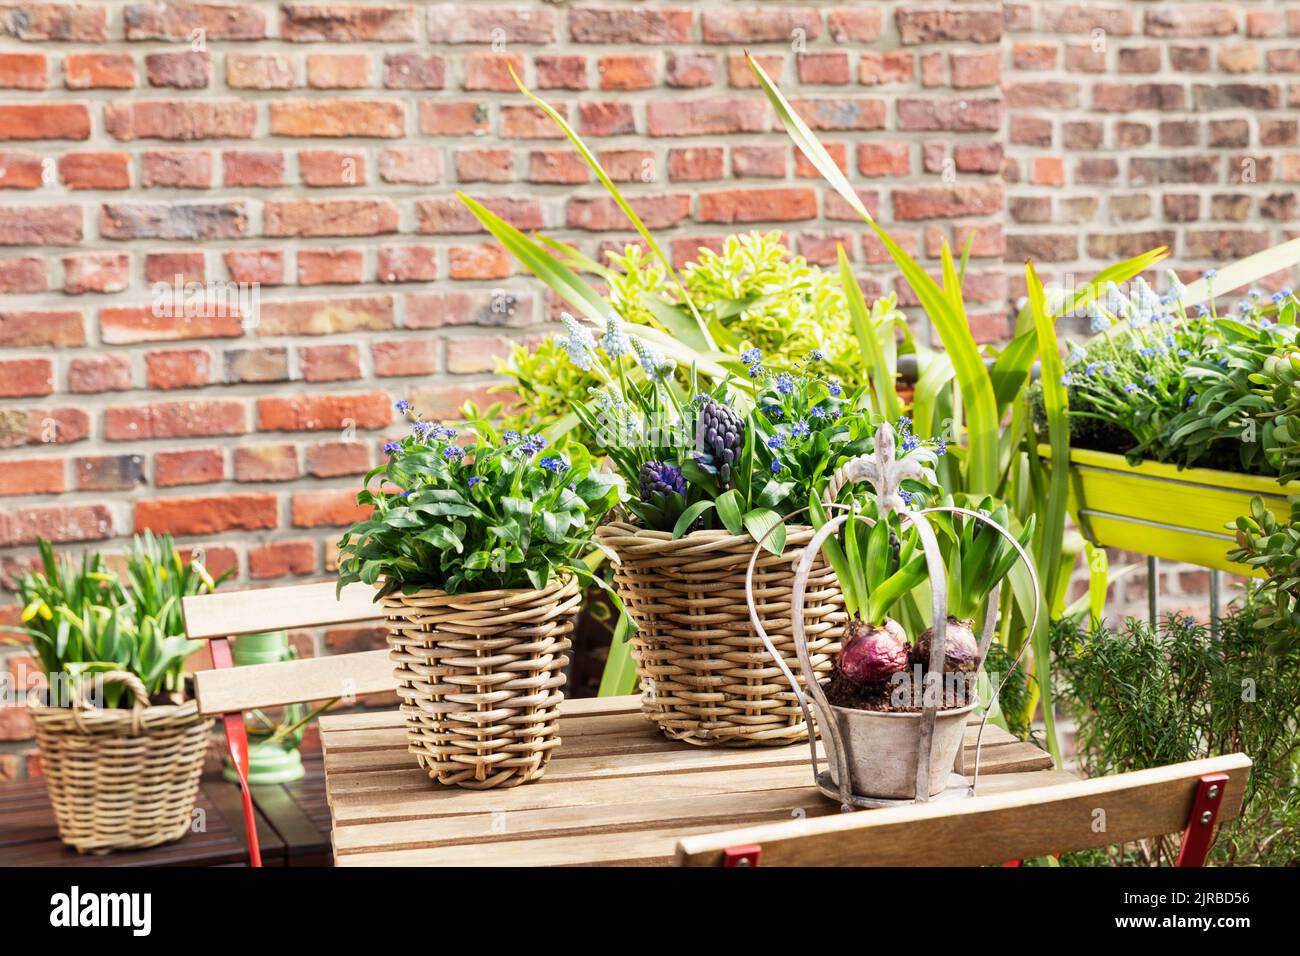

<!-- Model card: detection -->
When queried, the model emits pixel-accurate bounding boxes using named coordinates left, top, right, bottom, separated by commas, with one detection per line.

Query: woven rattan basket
left=596, top=521, right=845, bottom=746
left=30, top=671, right=212, bottom=855
left=382, top=575, right=579, bottom=790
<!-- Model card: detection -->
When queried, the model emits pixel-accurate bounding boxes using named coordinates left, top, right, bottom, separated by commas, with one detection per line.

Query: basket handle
left=74, top=670, right=151, bottom=712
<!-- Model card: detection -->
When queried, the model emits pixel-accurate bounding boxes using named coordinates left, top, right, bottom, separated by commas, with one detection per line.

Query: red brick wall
left=1005, top=1, right=1300, bottom=310
left=0, top=2, right=1294, bottom=777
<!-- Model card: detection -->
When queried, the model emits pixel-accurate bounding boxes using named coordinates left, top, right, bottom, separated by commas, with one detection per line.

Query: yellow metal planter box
left=1041, top=446, right=1299, bottom=574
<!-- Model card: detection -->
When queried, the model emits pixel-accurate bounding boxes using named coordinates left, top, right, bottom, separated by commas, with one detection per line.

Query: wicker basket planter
left=30, top=671, right=212, bottom=855
left=1042, top=444, right=1298, bottom=573
left=381, top=575, right=580, bottom=790
left=596, top=520, right=845, bottom=746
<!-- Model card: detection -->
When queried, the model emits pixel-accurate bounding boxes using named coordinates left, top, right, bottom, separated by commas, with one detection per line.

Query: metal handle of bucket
left=743, top=502, right=856, bottom=804
left=914, top=506, right=1043, bottom=796
left=744, top=503, right=950, bottom=809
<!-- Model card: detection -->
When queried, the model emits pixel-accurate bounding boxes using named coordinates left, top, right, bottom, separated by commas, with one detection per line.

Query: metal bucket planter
left=750, top=426, right=1040, bottom=809
left=821, top=700, right=976, bottom=800
left=1043, top=445, right=1298, bottom=574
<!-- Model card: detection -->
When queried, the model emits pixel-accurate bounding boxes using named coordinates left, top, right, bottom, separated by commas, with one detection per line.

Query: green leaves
left=1026, top=262, right=1070, bottom=617
left=714, top=488, right=744, bottom=535
left=840, top=244, right=900, bottom=420
left=458, top=192, right=733, bottom=382
left=1228, top=496, right=1300, bottom=655
left=506, top=63, right=712, bottom=349
left=2, top=532, right=226, bottom=705
left=336, top=429, right=623, bottom=600
left=747, top=54, right=870, bottom=222
left=747, top=53, right=1000, bottom=495
left=743, top=508, right=786, bottom=555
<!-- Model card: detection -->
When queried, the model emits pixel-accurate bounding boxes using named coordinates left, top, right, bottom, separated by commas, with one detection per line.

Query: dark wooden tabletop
left=0, top=753, right=331, bottom=867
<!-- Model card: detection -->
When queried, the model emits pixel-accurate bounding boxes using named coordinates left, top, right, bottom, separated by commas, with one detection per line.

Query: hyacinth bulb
left=838, top=617, right=909, bottom=684
left=912, top=617, right=979, bottom=673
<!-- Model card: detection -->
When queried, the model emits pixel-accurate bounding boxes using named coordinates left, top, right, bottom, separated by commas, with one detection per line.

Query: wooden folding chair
left=182, top=581, right=395, bottom=867
left=675, top=753, right=1252, bottom=867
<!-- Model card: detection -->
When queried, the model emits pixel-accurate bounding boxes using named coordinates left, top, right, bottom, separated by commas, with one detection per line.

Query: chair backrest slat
left=194, top=648, right=394, bottom=716
left=675, top=753, right=1251, bottom=867
left=182, top=581, right=382, bottom=641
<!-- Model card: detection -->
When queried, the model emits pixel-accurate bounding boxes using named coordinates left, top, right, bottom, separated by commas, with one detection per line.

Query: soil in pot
left=823, top=668, right=907, bottom=712
left=823, top=615, right=977, bottom=713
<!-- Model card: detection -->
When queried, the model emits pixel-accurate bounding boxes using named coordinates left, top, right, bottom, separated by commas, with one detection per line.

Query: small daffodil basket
left=597, top=521, right=844, bottom=746
left=31, top=671, right=212, bottom=854
left=749, top=424, right=1042, bottom=807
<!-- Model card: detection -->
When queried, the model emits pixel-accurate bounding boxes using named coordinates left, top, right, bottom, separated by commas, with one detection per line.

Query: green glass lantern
left=222, top=630, right=306, bottom=785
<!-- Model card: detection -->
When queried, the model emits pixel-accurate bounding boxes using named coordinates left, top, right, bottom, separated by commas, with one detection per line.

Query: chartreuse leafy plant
left=3, top=535, right=228, bottom=707
left=336, top=404, right=624, bottom=602
left=1229, top=496, right=1300, bottom=655
left=493, top=336, right=605, bottom=446
left=594, top=230, right=907, bottom=395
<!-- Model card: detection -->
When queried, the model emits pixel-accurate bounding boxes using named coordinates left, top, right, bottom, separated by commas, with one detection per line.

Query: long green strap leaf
left=912, top=347, right=955, bottom=441
left=1084, top=540, right=1108, bottom=627
left=1037, top=246, right=1170, bottom=331
left=747, top=54, right=871, bottom=221
left=509, top=65, right=713, bottom=349
left=748, top=52, right=999, bottom=492
left=459, top=191, right=733, bottom=380
left=1026, top=260, right=1069, bottom=615
left=839, top=244, right=898, bottom=419
left=1023, top=260, right=1068, bottom=767
left=597, top=612, right=639, bottom=696
left=460, top=191, right=607, bottom=321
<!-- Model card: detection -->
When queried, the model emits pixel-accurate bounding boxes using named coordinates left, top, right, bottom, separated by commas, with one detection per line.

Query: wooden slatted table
left=320, top=695, right=1077, bottom=866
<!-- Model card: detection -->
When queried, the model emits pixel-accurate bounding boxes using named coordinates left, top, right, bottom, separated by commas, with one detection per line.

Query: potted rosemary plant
left=336, top=405, right=622, bottom=789
left=5, top=533, right=228, bottom=854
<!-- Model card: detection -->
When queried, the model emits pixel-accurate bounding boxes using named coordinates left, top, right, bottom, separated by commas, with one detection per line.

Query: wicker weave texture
left=382, top=576, right=578, bottom=790
left=596, top=521, right=844, bottom=746
left=30, top=671, right=212, bottom=855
